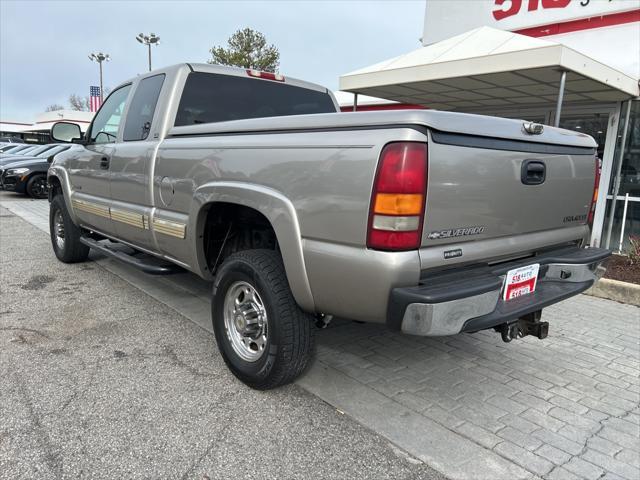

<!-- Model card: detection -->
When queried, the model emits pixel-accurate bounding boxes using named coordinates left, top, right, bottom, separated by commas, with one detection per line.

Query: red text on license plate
left=503, top=264, right=540, bottom=301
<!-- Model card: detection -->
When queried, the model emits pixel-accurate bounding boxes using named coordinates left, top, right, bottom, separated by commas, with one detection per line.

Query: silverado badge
left=427, top=226, right=485, bottom=240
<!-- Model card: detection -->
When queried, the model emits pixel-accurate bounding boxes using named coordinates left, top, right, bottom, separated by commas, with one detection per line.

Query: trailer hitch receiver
left=498, top=311, right=548, bottom=343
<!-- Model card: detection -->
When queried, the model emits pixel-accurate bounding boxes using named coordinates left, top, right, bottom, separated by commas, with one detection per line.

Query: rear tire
left=26, top=174, right=48, bottom=199
left=212, top=249, right=315, bottom=389
left=49, top=194, right=90, bottom=263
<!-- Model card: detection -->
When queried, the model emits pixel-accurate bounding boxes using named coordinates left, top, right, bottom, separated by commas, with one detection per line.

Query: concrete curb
left=585, top=278, right=640, bottom=306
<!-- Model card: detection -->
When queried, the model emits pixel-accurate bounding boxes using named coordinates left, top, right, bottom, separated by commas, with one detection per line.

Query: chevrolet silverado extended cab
left=48, top=63, right=610, bottom=389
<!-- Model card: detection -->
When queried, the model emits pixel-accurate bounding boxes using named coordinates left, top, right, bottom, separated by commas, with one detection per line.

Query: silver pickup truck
left=48, top=63, right=610, bottom=389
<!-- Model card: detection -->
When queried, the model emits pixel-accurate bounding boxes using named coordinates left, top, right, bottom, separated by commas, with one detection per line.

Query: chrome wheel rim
left=223, top=281, right=268, bottom=362
left=53, top=209, right=65, bottom=251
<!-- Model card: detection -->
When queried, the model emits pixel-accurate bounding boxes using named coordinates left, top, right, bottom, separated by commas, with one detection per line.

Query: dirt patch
left=20, top=275, right=56, bottom=291
left=604, top=255, right=640, bottom=285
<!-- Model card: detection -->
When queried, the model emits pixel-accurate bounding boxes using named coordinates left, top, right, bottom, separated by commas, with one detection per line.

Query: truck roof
left=117, top=63, right=330, bottom=95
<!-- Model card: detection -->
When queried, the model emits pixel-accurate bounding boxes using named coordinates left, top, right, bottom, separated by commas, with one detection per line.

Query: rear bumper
left=388, top=246, right=610, bottom=336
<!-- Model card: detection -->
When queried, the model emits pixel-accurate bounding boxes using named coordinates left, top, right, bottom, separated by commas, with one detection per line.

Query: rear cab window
left=174, top=72, right=336, bottom=126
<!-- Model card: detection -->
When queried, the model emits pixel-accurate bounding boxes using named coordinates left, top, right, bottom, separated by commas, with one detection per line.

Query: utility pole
left=136, top=33, right=160, bottom=72
left=88, top=52, right=110, bottom=101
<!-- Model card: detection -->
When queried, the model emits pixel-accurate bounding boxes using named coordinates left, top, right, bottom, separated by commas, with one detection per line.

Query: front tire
left=26, top=174, right=48, bottom=199
left=212, top=249, right=315, bottom=389
left=49, top=194, right=90, bottom=263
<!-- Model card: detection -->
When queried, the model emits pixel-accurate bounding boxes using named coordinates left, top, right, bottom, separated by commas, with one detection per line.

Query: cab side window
left=123, top=74, right=165, bottom=141
left=89, top=85, right=132, bottom=144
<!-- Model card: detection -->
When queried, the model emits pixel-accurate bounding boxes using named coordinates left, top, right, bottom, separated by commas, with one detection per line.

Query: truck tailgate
left=422, top=129, right=597, bottom=249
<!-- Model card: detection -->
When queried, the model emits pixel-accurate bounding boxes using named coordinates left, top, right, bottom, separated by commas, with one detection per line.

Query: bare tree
left=68, top=94, right=88, bottom=111
left=45, top=104, right=65, bottom=112
left=68, top=87, right=112, bottom=112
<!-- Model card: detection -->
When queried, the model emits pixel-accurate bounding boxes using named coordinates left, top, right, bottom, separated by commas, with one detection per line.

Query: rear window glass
left=175, top=72, right=336, bottom=126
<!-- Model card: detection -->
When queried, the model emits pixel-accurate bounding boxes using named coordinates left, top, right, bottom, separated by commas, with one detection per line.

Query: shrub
left=628, top=235, right=640, bottom=265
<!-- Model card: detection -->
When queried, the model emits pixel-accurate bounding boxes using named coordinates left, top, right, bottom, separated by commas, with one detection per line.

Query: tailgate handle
left=521, top=160, right=546, bottom=185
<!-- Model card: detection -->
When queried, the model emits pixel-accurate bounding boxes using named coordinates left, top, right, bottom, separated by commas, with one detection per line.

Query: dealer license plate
left=503, top=264, right=540, bottom=301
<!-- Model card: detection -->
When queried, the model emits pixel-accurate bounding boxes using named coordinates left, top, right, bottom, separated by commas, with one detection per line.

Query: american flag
left=89, top=86, right=102, bottom=112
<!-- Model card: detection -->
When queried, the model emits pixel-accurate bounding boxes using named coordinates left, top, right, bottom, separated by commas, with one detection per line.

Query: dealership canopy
left=339, top=27, right=639, bottom=113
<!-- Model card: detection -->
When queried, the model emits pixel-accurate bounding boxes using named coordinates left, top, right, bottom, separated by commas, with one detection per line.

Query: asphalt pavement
left=0, top=196, right=446, bottom=480
left=2, top=191, right=639, bottom=480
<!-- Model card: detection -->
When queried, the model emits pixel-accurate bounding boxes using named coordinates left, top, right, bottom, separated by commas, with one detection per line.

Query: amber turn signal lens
left=374, top=193, right=423, bottom=215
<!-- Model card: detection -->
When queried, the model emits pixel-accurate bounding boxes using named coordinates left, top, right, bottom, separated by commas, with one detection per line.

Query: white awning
left=333, top=91, right=399, bottom=107
left=339, top=27, right=639, bottom=111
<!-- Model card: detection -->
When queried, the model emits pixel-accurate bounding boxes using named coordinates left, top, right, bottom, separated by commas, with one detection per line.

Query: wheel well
left=25, top=171, right=46, bottom=183
left=202, top=202, right=278, bottom=274
left=48, top=175, right=63, bottom=198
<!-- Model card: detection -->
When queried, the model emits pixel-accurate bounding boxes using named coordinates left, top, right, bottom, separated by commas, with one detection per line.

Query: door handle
left=100, top=156, right=110, bottom=169
left=521, top=160, right=546, bottom=185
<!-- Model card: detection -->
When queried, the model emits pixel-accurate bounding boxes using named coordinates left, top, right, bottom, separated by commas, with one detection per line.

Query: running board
left=80, top=236, right=183, bottom=275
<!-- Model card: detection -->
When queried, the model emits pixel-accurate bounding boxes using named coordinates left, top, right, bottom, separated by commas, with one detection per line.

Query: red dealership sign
left=423, top=0, right=639, bottom=45
left=493, top=0, right=572, bottom=21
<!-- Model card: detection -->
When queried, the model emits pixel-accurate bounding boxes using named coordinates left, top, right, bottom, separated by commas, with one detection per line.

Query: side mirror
left=51, top=122, right=83, bottom=143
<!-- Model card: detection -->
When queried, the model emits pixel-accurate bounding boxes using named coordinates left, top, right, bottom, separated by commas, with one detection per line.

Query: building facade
left=0, top=110, right=93, bottom=144
left=340, top=0, right=640, bottom=251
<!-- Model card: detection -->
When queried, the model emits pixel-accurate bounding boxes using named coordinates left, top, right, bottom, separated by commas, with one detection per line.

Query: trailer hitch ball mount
left=497, top=311, right=548, bottom=343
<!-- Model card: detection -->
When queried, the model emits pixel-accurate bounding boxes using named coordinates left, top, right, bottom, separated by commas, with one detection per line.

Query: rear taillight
left=246, top=69, right=285, bottom=82
left=588, top=156, right=601, bottom=227
left=367, top=142, right=427, bottom=251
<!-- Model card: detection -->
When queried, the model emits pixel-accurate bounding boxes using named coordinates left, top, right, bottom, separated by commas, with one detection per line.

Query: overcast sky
left=0, top=0, right=425, bottom=122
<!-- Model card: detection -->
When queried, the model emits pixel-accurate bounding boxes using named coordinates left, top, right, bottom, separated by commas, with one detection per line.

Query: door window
left=123, top=74, right=165, bottom=141
left=89, top=85, right=132, bottom=144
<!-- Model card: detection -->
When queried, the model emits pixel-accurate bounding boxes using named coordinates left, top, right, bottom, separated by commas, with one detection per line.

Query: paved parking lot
left=0, top=199, right=444, bottom=480
left=1, top=191, right=639, bottom=480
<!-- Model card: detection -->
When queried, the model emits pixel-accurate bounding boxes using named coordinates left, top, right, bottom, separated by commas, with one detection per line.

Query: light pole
left=136, top=33, right=160, bottom=72
left=88, top=52, right=110, bottom=101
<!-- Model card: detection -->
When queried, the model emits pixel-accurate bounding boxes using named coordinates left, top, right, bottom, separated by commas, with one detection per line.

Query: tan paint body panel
left=49, top=63, right=598, bottom=323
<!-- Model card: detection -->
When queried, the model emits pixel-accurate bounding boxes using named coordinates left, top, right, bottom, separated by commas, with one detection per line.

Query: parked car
left=0, top=144, right=36, bottom=156
left=0, top=145, right=73, bottom=198
left=47, top=63, right=610, bottom=389
left=0, top=144, right=61, bottom=165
